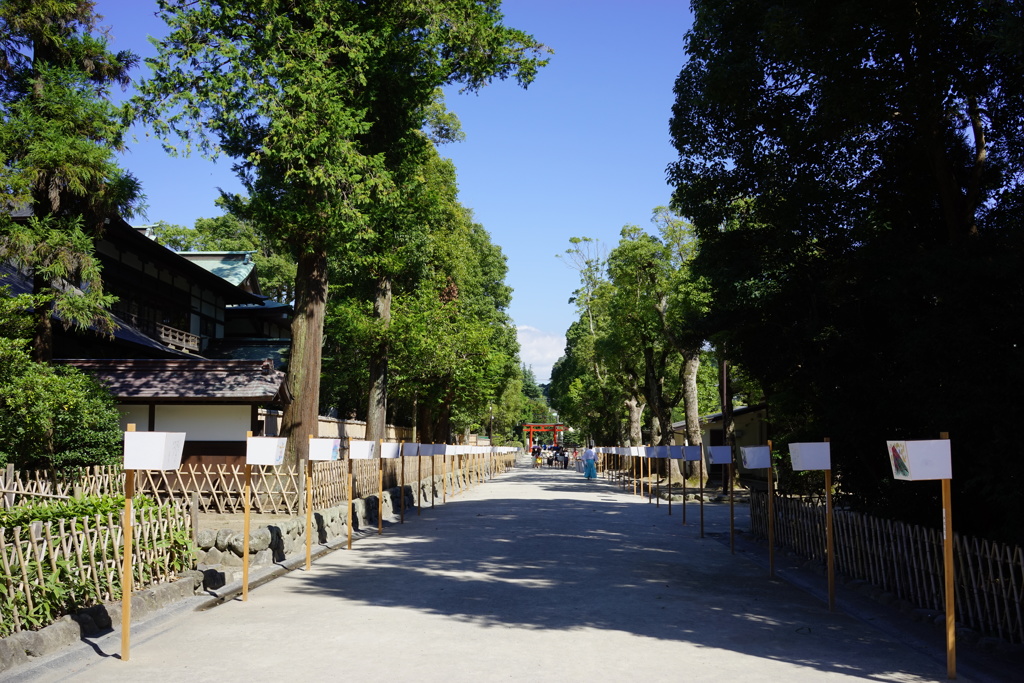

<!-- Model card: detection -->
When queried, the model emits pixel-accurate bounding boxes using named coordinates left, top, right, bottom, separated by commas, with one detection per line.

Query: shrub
left=0, top=339, right=122, bottom=470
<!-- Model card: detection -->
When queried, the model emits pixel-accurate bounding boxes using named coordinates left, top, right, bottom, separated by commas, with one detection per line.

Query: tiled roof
left=59, top=358, right=290, bottom=405
left=177, top=252, right=256, bottom=287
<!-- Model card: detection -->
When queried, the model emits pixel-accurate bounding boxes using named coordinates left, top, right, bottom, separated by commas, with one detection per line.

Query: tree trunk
left=719, top=354, right=736, bottom=491
left=31, top=271, right=53, bottom=363
left=682, top=350, right=706, bottom=485
left=365, top=275, right=392, bottom=444
left=625, top=396, right=644, bottom=446
left=281, top=250, right=328, bottom=467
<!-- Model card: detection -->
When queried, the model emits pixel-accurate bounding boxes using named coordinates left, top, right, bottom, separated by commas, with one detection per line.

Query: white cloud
left=516, top=325, right=566, bottom=385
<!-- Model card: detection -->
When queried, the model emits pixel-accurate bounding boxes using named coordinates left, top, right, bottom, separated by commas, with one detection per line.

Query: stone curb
left=0, top=572, right=204, bottom=675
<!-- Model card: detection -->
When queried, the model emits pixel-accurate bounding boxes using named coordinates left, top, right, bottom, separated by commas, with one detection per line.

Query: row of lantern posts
left=119, top=423, right=519, bottom=662
left=593, top=436, right=957, bottom=680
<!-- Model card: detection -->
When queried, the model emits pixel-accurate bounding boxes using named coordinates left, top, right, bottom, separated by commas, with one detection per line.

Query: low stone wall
left=0, top=571, right=205, bottom=674
left=0, top=468, right=480, bottom=674
left=194, top=470, right=466, bottom=587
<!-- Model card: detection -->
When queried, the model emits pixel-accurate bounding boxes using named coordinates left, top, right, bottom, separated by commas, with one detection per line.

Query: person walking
left=582, top=446, right=597, bottom=480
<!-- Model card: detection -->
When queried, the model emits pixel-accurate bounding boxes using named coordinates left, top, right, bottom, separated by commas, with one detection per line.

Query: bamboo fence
left=2, top=453, right=517, bottom=515
left=0, top=465, right=123, bottom=507
left=751, top=490, right=1024, bottom=644
left=0, top=502, right=192, bottom=636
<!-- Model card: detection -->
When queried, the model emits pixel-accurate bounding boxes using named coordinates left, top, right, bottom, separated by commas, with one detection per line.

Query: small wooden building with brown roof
left=60, top=358, right=291, bottom=465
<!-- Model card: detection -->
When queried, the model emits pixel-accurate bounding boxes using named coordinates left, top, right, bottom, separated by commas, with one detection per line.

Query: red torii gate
left=523, top=423, right=566, bottom=449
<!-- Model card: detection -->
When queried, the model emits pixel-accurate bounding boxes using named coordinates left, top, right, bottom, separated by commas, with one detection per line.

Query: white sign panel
left=246, top=437, right=287, bottom=466
left=739, top=445, right=771, bottom=469
left=380, top=443, right=401, bottom=459
left=684, top=446, right=705, bottom=462
left=886, top=440, right=952, bottom=481
left=308, top=438, right=341, bottom=461
left=123, top=431, right=185, bottom=470
left=707, top=446, right=732, bottom=465
left=348, top=440, right=376, bottom=460
left=789, top=442, right=832, bottom=471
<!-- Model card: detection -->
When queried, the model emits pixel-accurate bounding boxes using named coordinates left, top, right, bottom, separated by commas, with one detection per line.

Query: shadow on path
left=284, top=466, right=946, bottom=682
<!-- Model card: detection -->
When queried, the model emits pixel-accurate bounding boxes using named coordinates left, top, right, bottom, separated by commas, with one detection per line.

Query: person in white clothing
left=582, top=447, right=597, bottom=480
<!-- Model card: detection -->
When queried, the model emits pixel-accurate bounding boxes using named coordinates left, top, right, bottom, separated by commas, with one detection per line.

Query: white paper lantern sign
left=708, top=446, right=733, bottom=465
left=789, top=442, right=832, bottom=471
left=684, top=446, right=708, bottom=462
left=348, top=440, right=376, bottom=460
left=246, top=437, right=287, bottom=466
left=886, top=440, right=952, bottom=481
left=380, top=442, right=401, bottom=459
left=740, top=445, right=771, bottom=469
left=123, top=431, right=185, bottom=470
left=308, top=438, right=341, bottom=461
left=403, top=442, right=420, bottom=457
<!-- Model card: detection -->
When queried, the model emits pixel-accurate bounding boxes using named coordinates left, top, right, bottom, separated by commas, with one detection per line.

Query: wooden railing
left=156, top=322, right=200, bottom=352
left=750, top=490, right=1024, bottom=644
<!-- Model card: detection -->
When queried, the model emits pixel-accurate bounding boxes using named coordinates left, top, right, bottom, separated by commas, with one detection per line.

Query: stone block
left=0, top=636, right=29, bottom=672
left=215, top=528, right=234, bottom=551
left=196, top=528, right=216, bottom=550
left=203, top=547, right=225, bottom=566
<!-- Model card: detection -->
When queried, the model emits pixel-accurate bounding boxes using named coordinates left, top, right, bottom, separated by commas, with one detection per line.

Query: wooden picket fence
left=0, top=502, right=192, bottom=636
left=750, top=490, right=1024, bottom=644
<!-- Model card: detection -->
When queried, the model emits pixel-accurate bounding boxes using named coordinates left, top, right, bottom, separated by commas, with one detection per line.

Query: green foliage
left=0, top=495, right=193, bottom=637
left=550, top=209, right=711, bottom=448
left=669, top=0, right=1024, bottom=542
left=0, top=339, right=122, bottom=469
left=0, top=2, right=141, bottom=358
left=150, top=209, right=297, bottom=304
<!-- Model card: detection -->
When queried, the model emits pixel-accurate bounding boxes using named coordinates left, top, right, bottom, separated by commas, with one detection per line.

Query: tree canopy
left=669, top=0, right=1024, bottom=541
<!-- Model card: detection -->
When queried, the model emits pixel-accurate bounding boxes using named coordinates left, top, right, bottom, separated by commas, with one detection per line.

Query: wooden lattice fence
left=2, top=453, right=516, bottom=516
left=0, top=465, right=123, bottom=508
left=0, top=502, right=192, bottom=636
left=750, top=490, right=1024, bottom=644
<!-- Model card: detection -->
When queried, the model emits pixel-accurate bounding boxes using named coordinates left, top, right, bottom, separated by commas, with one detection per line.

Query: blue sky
left=95, top=1, right=694, bottom=383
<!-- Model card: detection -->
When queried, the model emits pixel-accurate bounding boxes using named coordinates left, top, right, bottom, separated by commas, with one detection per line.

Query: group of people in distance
left=529, top=444, right=598, bottom=479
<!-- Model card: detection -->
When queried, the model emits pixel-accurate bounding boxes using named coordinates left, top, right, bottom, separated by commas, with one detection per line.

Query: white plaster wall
left=118, top=405, right=150, bottom=431
left=155, top=405, right=250, bottom=440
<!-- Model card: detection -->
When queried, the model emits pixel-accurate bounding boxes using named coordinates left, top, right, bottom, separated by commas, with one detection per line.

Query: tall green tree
left=140, top=0, right=546, bottom=463
left=0, top=1, right=141, bottom=360
left=669, top=0, right=1024, bottom=540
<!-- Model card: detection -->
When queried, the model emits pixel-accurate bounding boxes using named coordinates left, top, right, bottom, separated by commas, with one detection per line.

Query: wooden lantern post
left=729, top=446, right=735, bottom=555
left=305, top=435, right=314, bottom=571
left=940, top=432, right=955, bottom=680
left=242, top=431, right=253, bottom=601
left=682, top=453, right=687, bottom=526
left=121, top=424, right=136, bottom=661
left=377, top=439, right=384, bottom=535
left=442, top=450, right=447, bottom=503
left=346, top=438, right=354, bottom=550
left=767, top=439, right=775, bottom=578
left=699, top=443, right=705, bottom=539
left=824, top=437, right=835, bottom=611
